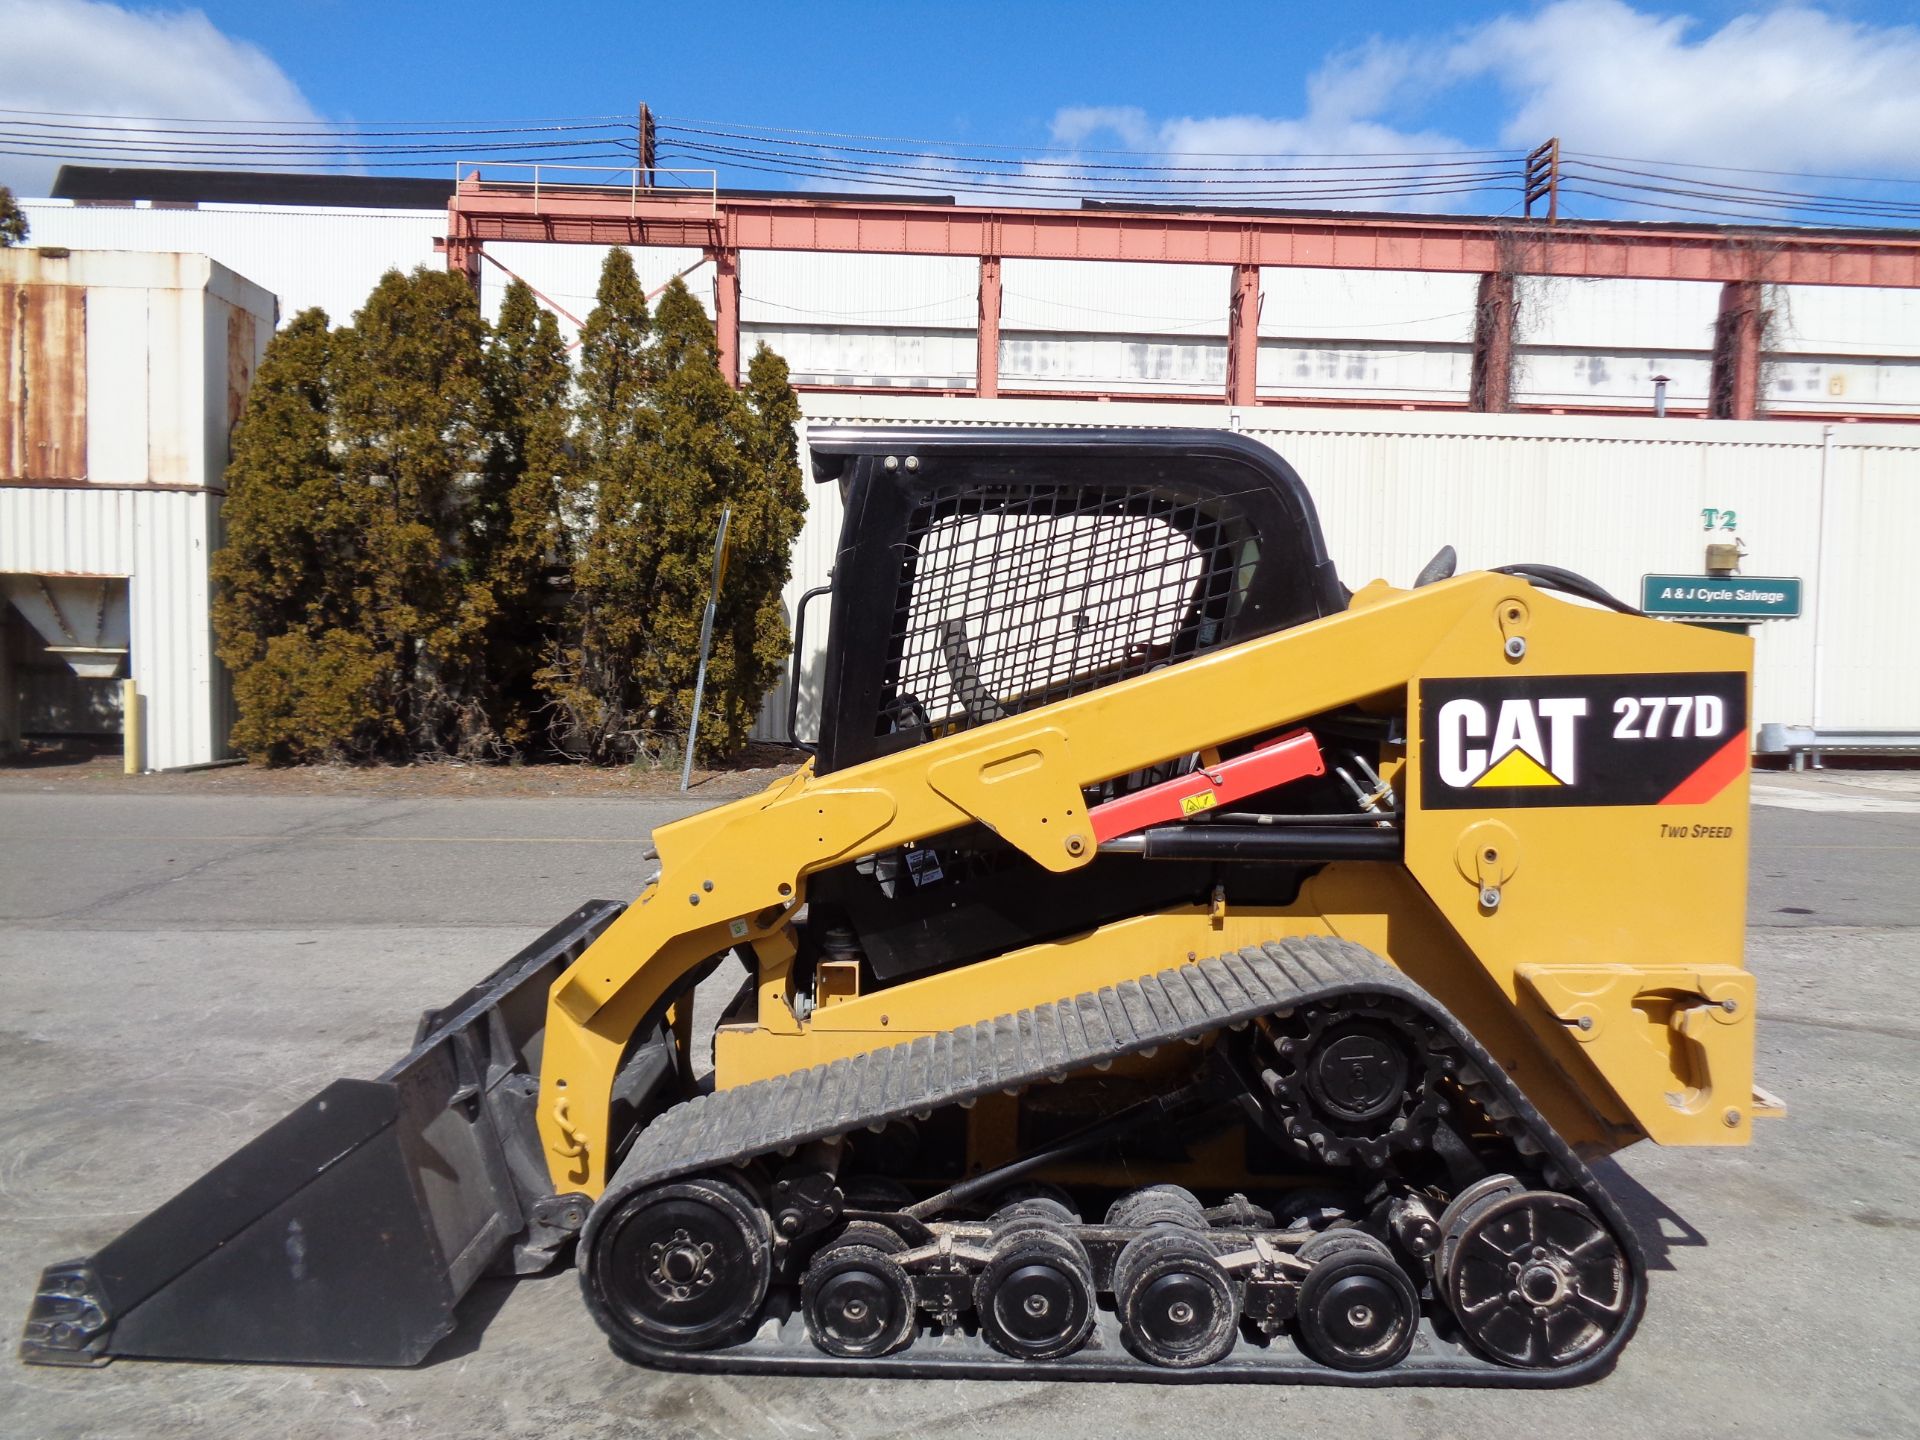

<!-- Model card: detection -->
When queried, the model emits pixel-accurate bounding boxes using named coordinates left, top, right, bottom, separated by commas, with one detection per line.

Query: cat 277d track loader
left=23, top=427, right=1773, bottom=1385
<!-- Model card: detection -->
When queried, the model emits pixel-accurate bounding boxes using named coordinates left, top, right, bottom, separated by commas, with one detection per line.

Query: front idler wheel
left=1114, top=1229, right=1238, bottom=1369
left=1446, top=1189, right=1633, bottom=1369
left=974, top=1226, right=1096, bottom=1360
left=1294, top=1248, right=1418, bottom=1372
left=802, top=1241, right=917, bottom=1358
left=585, top=1175, right=772, bottom=1353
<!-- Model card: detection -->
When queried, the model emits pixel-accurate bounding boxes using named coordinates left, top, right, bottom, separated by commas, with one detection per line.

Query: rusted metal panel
left=226, top=306, right=257, bottom=431
left=1, top=283, right=87, bottom=481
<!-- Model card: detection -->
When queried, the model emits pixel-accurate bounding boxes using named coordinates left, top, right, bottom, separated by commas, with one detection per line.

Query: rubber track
left=617, top=936, right=1397, bottom=1189
left=589, top=936, right=1648, bottom=1386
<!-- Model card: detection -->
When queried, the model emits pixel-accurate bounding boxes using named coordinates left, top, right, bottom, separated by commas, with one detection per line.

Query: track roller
left=1114, top=1228, right=1238, bottom=1369
left=974, top=1219, right=1096, bottom=1360
left=802, top=1226, right=917, bottom=1359
left=1445, top=1189, right=1633, bottom=1369
left=1294, top=1243, right=1418, bottom=1372
left=583, top=1175, right=772, bottom=1353
left=1104, top=1184, right=1206, bottom=1230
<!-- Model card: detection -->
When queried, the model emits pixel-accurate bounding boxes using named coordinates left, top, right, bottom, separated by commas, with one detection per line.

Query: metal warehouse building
left=1, top=247, right=273, bottom=770
left=8, top=166, right=1920, bottom=763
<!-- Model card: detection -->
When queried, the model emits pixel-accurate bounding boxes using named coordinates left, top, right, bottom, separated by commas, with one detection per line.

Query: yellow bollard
left=121, top=679, right=143, bottom=775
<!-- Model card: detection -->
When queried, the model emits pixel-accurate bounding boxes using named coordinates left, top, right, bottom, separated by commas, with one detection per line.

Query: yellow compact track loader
left=23, top=428, right=1773, bottom=1384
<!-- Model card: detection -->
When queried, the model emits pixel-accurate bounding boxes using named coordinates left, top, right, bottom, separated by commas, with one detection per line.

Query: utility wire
left=661, top=122, right=1524, bottom=175
left=660, top=141, right=1519, bottom=204
left=657, top=113, right=1519, bottom=159
left=6, top=104, right=1919, bottom=227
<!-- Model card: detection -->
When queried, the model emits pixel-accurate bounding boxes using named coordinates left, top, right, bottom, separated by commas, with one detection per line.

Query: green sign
left=1640, top=574, right=1802, bottom=619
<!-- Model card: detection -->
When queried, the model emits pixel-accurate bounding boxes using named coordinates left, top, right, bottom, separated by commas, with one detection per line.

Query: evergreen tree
left=542, top=272, right=807, bottom=765
left=214, top=309, right=392, bottom=762
left=540, top=249, right=657, bottom=761
left=0, top=186, right=27, bottom=247
left=722, top=342, right=808, bottom=747
left=480, top=280, right=572, bottom=748
left=330, top=266, right=496, bottom=757
left=630, top=278, right=750, bottom=762
left=573, top=246, right=652, bottom=459
left=214, top=251, right=805, bottom=769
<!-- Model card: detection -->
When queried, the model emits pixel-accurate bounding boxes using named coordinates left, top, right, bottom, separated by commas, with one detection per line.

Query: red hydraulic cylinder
left=1087, top=730, right=1325, bottom=843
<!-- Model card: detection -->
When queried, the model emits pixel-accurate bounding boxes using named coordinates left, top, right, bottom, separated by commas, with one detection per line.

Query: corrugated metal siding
left=0, top=486, right=221, bottom=768
left=767, top=393, right=1920, bottom=745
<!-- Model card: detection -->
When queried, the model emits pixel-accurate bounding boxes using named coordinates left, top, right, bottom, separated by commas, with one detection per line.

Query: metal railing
left=451, top=163, right=718, bottom=217
left=1757, top=723, right=1920, bottom=769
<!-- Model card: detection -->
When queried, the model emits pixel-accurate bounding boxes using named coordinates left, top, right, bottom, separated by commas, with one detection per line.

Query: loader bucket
left=19, top=899, right=627, bottom=1368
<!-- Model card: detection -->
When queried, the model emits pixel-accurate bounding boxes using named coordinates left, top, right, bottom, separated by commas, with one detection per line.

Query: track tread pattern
left=618, top=938, right=1396, bottom=1193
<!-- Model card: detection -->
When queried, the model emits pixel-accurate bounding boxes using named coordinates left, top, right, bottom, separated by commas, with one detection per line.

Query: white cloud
left=0, top=0, right=321, bottom=197
left=1459, top=1, right=1920, bottom=173
left=1040, top=3, right=1920, bottom=215
left=1041, top=51, right=1477, bottom=213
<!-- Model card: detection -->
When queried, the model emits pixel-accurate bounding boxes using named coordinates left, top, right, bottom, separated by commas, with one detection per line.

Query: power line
left=660, top=140, right=1520, bottom=204
left=5, top=103, right=1918, bottom=228
left=1564, top=148, right=1920, bottom=188
left=657, top=113, right=1518, bottom=160
left=660, top=122, right=1524, bottom=176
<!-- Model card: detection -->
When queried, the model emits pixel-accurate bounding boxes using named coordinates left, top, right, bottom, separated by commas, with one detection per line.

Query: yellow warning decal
left=1473, top=748, right=1562, bottom=788
left=1180, top=790, right=1220, bottom=816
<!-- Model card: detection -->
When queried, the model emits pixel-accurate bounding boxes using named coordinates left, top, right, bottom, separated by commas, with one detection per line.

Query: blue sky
left=4, top=1, right=1920, bottom=217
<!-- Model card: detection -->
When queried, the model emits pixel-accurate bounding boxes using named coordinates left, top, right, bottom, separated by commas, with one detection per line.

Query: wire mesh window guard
left=879, top=482, right=1259, bottom=739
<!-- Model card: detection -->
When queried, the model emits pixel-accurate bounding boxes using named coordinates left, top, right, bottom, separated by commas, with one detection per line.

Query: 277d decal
left=1418, top=672, right=1748, bottom=809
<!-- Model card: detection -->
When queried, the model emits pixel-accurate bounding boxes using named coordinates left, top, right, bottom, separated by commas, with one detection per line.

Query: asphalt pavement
left=1, top=768, right=1917, bottom=1438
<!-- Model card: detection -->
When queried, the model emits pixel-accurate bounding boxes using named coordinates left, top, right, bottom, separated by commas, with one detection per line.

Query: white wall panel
left=1259, top=268, right=1478, bottom=343
left=84, top=286, right=149, bottom=484
left=1257, top=341, right=1469, bottom=403
left=1003, top=260, right=1229, bottom=338
left=742, top=251, right=975, bottom=329
left=999, top=333, right=1225, bottom=392
left=1514, top=351, right=1712, bottom=409
left=1517, top=277, right=1721, bottom=350
left=1771, top=285, right=1920, bottom=357
left=1762, top=356, right=1920, bottom=415
left=23, top=200, right=443, bottom=328
left=742, top=324, right=975, bottom=388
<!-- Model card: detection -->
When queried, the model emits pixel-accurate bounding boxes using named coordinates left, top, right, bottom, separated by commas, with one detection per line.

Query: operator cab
left=795, top=429, right=1365, bottom=985
left=803, top=427, right=1348, bottom=774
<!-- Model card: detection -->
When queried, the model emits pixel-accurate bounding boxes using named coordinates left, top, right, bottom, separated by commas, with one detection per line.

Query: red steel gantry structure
left=444, top=178, right=1920, bottom=420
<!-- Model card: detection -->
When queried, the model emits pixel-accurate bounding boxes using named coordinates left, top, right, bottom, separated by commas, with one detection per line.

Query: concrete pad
left=0, top=790, right=1915, bottom=1438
